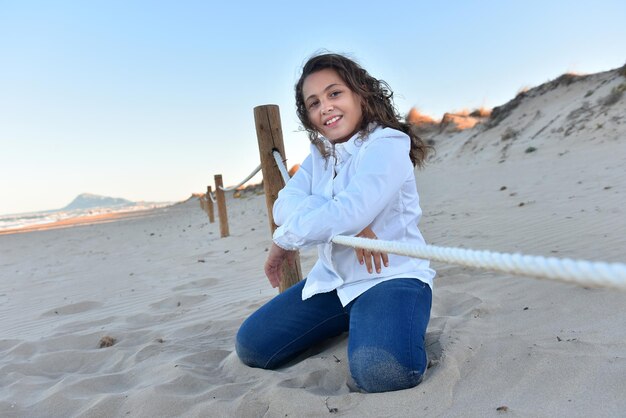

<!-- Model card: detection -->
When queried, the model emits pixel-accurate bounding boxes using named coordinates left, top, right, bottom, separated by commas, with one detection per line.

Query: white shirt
left=273, top=125, right=435, bottom=306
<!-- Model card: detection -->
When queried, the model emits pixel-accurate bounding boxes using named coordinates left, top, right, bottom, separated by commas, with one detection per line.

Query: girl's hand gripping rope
left=355, top=226, right=389, bottom=274
left=264, top=243, right=297, bottom=288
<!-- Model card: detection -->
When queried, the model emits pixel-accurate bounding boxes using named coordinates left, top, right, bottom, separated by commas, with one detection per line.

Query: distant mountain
left=62, top=193, right=134, bottom=211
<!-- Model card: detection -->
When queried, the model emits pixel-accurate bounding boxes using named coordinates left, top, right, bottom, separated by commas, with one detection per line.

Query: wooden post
left=254, top=104, right=302, bottom=292
left=200, top=197, right=205, bottom=210
left=206, top=186, right=215, bottom=223
left=214, top=174, right=229, bottom=237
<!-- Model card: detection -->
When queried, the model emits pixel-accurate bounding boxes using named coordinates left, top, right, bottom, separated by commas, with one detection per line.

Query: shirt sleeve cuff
left=272, top=238, right=297, bottom=251
left=272, top=226, right=300, bottom=251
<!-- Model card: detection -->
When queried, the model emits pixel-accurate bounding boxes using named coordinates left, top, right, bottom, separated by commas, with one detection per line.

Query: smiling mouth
left=324, top=116, right=342, bottom=126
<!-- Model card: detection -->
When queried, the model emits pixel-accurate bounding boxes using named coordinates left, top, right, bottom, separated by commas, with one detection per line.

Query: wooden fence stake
left=214, top=174, right=229, bottom=238
left=206, top=186, right=215, bottom=223
left=254, top=104, right=302, bottom=292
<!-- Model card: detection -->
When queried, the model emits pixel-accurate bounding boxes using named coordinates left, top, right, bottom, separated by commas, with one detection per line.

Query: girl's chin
left=328, top=136, right=350, bottom=144
left=326, top=128, right=357, bottom=144
left=318, top=125, right=357, bottom=143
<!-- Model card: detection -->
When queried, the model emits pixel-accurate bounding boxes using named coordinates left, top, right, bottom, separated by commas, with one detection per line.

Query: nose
left=321, top=103, right=334, bottom=115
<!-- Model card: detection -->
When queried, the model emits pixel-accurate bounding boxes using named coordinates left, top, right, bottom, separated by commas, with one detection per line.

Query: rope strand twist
left=218, top=164, right=262, bottom=192
left=272, top=150, right=291, bottom=185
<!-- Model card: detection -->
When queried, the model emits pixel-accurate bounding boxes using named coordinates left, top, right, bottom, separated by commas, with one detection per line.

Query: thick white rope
left=216, top=151, right=288, bottom=196
left=332, top=236, right=626, bottom=290
left=208, top=191, right=216, bottom=203
left=217, top=150, right=288, bottom=194
left=218, top=164, right=262, bottom=192
left=272, top=150, right=291, bottom=184
left=268, top=153, right=626, bottom=290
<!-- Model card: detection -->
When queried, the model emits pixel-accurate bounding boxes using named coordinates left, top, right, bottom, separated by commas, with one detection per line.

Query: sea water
left=0, top=202, right=172, bottom=232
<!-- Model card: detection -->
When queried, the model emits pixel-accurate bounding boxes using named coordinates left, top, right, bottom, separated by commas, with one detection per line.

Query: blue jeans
left=236, top=278, right=432, bottom=393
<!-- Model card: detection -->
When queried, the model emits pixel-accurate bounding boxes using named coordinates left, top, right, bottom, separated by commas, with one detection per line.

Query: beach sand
left=1, top=67, right=625, bottom=417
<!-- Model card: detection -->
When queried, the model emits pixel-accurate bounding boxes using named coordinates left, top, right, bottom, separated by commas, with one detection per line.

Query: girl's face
left=302, top=68, right=363, bottom=144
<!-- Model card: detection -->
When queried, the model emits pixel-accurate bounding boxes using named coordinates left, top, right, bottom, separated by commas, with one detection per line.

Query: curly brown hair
left=295, top=53, right=429, bottom=167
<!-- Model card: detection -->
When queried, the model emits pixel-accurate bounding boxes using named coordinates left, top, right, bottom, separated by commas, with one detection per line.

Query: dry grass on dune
left=407, top=106, right=491, bottom=135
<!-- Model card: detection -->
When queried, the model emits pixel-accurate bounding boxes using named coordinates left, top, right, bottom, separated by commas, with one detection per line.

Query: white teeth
left=325, top=116, right=340, bottom=125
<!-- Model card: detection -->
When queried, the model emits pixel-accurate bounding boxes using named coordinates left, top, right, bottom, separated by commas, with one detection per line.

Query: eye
left=307, top=100, right=319, bottom=110
left=329, top=90, right=342, bottom=98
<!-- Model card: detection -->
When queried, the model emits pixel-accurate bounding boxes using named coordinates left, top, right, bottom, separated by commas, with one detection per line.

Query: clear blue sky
left=1, top=0, right=625, bottom=215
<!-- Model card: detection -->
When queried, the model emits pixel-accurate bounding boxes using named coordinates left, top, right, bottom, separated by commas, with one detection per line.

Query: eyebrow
left=305, top=83, right=343, bottom=103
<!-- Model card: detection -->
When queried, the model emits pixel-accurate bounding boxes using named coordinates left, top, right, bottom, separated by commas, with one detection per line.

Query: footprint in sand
left=176, top=349, right=232, bottom=367
left=278, top=368, right=348, bottom=396
left=41, top=301, right=103, bottom=317
left=171, top=277, right=218, bottom=291
left=149, top=294, right=208, bottom=311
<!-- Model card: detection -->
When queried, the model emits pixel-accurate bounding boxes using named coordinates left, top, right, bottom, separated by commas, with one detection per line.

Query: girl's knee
left=235, top=319, right=272, bottom=369
left=349, top=347, right=425, bottom=393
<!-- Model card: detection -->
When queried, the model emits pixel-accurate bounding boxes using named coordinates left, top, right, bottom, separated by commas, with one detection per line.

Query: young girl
left=236, top=53, right=435, bottom=393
